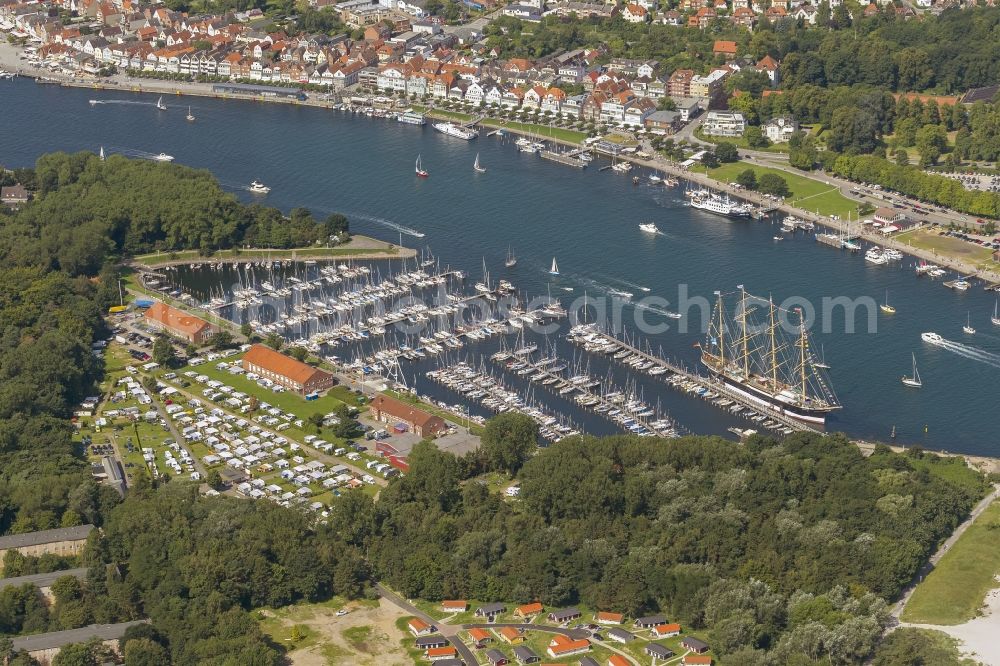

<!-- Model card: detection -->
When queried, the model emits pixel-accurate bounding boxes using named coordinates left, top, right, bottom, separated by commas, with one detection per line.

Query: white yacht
left=864, top=247, right=888, bottom=265
left=689, top=191, right=750, bottom=217
left=397, top=109, right=426, bottom=125
left=921, top=332, right=943, bottom=344
left=433, top=122, right=478, bottom=140
left=248, top=180, right=270, bottom=194
left=152, top=153, right=174, bottom=162
left=639, top=223, right=660, bottom=234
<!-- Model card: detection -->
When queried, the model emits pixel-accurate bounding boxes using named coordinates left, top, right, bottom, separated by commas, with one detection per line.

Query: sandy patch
left=905, top=583, right=1000, bottom=666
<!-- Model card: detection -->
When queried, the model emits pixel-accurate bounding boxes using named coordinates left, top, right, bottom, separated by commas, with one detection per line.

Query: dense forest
left=0, top=155, right=989, bottom=665
left=0, top=152, right=348, bottom=276
left=489, top=6, right=1000, bottom=96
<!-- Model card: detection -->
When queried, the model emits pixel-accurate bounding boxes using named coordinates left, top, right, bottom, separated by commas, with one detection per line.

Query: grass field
left=698, top=161, right=861, bottom=218
left=694, top=127, right=791, bottom=153
left=902, top=500, right=1000, bottom=624
left=481, top=118, right=587, bottom=144
left=895, top=227, right=997, bottom=271
left=131, top=245, right=399, bottom=267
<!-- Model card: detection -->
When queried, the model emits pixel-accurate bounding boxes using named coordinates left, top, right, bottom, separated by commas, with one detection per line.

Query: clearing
left=894, top=227, right=997, bottom=271
left=903, top=500, right=1000, bottom=625
left=259, top=597, right=412, bottom=665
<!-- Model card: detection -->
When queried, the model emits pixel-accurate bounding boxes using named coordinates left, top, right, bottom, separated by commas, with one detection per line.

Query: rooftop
left=10, top=621, right=147, bottom=652
left=0, top=567, right=89, bottom=592
left=0, top=525, right=95, bottom=551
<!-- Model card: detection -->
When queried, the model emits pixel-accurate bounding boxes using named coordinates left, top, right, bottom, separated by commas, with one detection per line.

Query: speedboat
left=152, top=153, right=174, bottom=162
left=921, top=332, right=943, bottom=344
left=248, top=180, right=270, bottom=194
left=639, top=223, right=659, bottom=234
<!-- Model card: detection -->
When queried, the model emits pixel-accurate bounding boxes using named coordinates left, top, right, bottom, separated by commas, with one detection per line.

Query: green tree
left=657, top=97, right=677, bottom=111
left=151, top=335, right=175, bottom=367
left=758, top=173, right=791, bottom=197
left=745, top=126, right=770, bottom=150
left=206, top=330, right=234, bottom=350
left=701, top=151, right=721, bottom=169
left=240, top=322, right=253, bottom=338
left=715, top=142, right=740, bottom=163
left=265, top=333, right=283, bottom=350
left=123, top=638, right=170, bottom=666
left=915, top=124, right=948, bottom=166
left=288, top=346, right=308, bottom=362
left=737, top=169, right=758, bottom=190
left=480, top=412, right=538, bottom=476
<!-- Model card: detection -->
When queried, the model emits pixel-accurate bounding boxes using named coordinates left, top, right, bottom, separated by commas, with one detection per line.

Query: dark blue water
left=4, top=78, right=1000, bottom=454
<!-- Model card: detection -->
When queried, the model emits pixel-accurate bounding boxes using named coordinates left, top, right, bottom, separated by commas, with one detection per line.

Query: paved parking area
left=358, top=418, right=481, bottom=458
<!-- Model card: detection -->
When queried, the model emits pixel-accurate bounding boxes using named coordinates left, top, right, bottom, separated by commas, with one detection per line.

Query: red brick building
left=143, top=302, right=215, bottom=344
left=369, top=394, right=447, bottom=438
left=241, top=344, right=334, bottom=395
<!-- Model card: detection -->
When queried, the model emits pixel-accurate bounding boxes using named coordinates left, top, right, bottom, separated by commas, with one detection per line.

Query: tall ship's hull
left=702, top=365, right=834, bottom=424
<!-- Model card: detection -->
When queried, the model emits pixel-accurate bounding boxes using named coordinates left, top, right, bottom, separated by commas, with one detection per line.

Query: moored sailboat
left=901, top=352, right=922, bottom=388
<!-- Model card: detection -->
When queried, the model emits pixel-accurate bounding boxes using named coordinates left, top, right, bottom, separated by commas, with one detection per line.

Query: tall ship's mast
left=702, top=287, right=840, bottom=424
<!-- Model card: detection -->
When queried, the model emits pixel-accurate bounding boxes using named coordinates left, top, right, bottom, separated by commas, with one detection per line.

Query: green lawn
left=481, top=118, right=587, bottom=144
left=902, top=500, right=1000, bottom=624
left=894, top=227, right=997, bottom=271
left=698, top=161, right=861, bottom=218
left=694, top=126, right=790, bottom=153
left=131, top=245, right=399, bottom=268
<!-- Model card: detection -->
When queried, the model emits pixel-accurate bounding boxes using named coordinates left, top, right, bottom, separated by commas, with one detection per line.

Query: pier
left=567, top=325, right=818, bottom=435
left=540, top=150, right=587, bottom=168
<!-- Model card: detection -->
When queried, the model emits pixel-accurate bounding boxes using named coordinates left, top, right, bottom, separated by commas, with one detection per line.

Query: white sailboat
left=186, top=106, right=195, bottom=122
left=505, top=246, right=517, bottom=268
left=99, top=146, right=105, bottom=161
left=992, top=299, right=1000, bottom=326
left=901, top=353, right=922, bottom=388
left=415, top=154, right=428, bottom=178
left=812, top=344, right=830, bottom=369
left=156, top=96, right=167, bottom=111
left=473, top=152, right=486, bottom=173
left=549, top=257, right=559, bottom=275
left=963, top=312, right=976, bottom=335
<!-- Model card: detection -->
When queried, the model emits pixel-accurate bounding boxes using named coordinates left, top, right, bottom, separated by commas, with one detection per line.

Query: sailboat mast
left=739, top=285, right=749, bottom=377
left=799, top=310, right=807, bottom=400
left=715, top=291, right=725, bottom=367
left=769, top=297, right=778, bottom=387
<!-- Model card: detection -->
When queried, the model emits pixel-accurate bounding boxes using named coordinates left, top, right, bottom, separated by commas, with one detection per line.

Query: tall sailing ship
left=701, top=287, right=841, bottom=424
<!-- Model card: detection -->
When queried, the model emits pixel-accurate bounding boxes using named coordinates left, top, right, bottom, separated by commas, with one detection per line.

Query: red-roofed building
left=144, top=302, right=215, bottom=344
left=514, top=602, right=544, bottom=619
left=684, top=656, right=713, bottom=665
left=623, top=3, right=648, bottom=22
left=596, top=611, right=624, bottom=624
left=241, top=345, right=334, bottom=395
left=441, top=600, right=467, bottom=612
left=369, top=394, right=447, bottom=438
left=547, top=636, right=591, bottom=658
left=653, top=623, right=682, bottom=638
left=609, top=655, right=631, bottom=666
left=713, top=40, right=738, bottom=59
left=426, top=646, right=457, bottom=660
left=468, top=627, right=492, bottom=648
left=407, top=617, right=433, bottom=636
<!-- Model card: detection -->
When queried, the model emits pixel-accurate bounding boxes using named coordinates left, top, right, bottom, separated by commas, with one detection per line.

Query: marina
left=7, top=78, right=1000, bottom=453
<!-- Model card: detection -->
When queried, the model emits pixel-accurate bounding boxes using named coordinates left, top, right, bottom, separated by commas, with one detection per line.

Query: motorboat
left=248, top=180, right=270, bottom=194
left=639, top=223, right=660, bottom=234
left=152, top=153, right=174, bottom=162
left=921, top=332, right=943, bottom=344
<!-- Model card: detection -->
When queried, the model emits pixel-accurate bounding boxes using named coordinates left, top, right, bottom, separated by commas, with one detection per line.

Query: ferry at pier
left=397, top=110, right=426, bottom=125
left=689, top=191, right=750, bottom=218
left=701, top=288, right=841, bottom=424
left=433, top=122, right=478, bottom=140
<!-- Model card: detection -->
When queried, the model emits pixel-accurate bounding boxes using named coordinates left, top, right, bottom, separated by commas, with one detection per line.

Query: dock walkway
left=568, top=325, right=817, bottom=435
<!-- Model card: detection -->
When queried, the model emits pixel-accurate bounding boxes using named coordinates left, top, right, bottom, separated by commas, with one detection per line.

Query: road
left=375, top=584, right=480, bottom=666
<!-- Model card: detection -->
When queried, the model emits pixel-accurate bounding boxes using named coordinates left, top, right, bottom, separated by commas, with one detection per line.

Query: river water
left=4, top=78, right=999, bottom=454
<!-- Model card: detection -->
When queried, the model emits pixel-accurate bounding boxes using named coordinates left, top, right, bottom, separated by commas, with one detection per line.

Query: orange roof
left=894, top=92, right=960, bottom=107
left=713, top=40, right=737, bottom=54
left=408, top=618, right=430, bottom=632
left=242, top=344, right=331, bottom=386
left=548, top=638, right=590, bottom=655
left=550, top=634, right=571, bottom=646
left=427, top=646, right=457, bottom=657
left=626, top=3, right=647, bottom=14
left=596, top=611, right=623, bottom=623
left=468, top=628, right=491, bottom=641
left=756, top=55, right=779, bottom=70
left=654, top=623, right=682, bottom=634
left=441, top=600, right=467, bottom=610
left=609, top=656, right=631, bottom=666
left=144, top=302, right=211, bottom=337
left=517, top=602, right=543, bottom=615
left=499, top=626, right=523, bottom=640
left=684, top=657, right=713, bottom=665
left=369, top=394, right=445, bottom=431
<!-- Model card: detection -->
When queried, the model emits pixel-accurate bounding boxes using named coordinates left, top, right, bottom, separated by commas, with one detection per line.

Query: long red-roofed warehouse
left=241, top=344, right=335, bottom=395
left=143, top=302, right=216, bottom=344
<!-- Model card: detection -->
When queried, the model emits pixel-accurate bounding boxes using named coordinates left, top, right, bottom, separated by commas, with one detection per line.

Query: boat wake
left=601, top=274, right=651, bottom=293
left=89, top=99, right=157, bottom=106
left=926, top=336, right=1000, bottom=369
left=632, top=302, right=683, bottom=319
left=344, top=211, right=426, bottom=238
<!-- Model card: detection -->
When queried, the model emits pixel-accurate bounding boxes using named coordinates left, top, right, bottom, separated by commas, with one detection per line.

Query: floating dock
left=540, top=150, right=587, bottom=168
